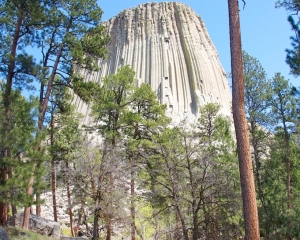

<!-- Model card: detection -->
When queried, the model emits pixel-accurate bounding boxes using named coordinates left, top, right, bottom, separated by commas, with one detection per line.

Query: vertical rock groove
left=75, top=2, right=232, bottom=123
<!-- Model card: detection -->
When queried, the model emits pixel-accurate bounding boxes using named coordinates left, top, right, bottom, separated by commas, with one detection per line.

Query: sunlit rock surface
left=74, top=2, right=232, bottom=125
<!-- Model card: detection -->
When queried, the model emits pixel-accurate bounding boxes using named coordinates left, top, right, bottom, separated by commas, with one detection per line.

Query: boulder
left=14, top=213, right=60, bottom=239
left=0, top=227, right=9, bottom=240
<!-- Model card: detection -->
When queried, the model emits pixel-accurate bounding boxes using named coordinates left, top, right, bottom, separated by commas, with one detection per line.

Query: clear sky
left=97, top=0, right=299, bottom=88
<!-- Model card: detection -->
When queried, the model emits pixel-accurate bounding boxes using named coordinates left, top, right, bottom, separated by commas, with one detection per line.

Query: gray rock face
left=14, top=213, right=60, bottom=239
left=74, top=2, right=232, bottom=125
left=0, top=227, right=9, bottom=240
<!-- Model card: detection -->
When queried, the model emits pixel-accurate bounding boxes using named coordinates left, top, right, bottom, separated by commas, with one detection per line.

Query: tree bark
left=51, top=117, right=58, bottom=222
left=66, top=161, right=75, bottom=237
left=5, top=9, right=23, bottom=112
left=228, top=0, right=260, bottom=239
left=22, top=188, right=33, bottom=229
left=130, top=153, right=136, bottom=240
left=0, top=200, right=8, bottom=226
left=92, top=208, right=99, bottom=240
left=51, top=160, right=58, bottom=221
left=0, top=9, right=23, bottom=227
left=22, top=44, right=64, bottom=229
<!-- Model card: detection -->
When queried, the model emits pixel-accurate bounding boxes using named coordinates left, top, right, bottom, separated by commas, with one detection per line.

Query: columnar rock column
left=74, top=2, right=232, bottom=124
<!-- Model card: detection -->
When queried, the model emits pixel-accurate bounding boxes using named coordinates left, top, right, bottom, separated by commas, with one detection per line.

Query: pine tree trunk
left=250, top=121, right=268, bottom=215
left=9, top=165, right=17, bottom=226
left=50, top=118, right=58, bottom=222
left=23, top=44, right=64, bottom=229
left=174, top=211, right=182, bottom=240
left=75, top=201, right=85, bottom=237
left=5, top=9, right=23, bottom=112
left=228, top=0, right=260, bottom=239
left=0, top=9, right=23, bottom=227
left=106, top=218, right=112, bottom=240
left=36, top=195, right=41, bottom=216
left=130, top=153, right=136, bottom=240
left=22, top=141, right=39, bottom=229
left=22, top=205, right=31, bottom=229
left=280, top=106, right=291, bottom=209
left=51, top=159, right=57, bottom=222
left=11, top=205, right=17, bottom=226
left=0, top=155, right=9, bottom=226
left=66, top=161, right=74, bottom=237
left=82, top=202, right=89, bottom=236
left=0, top=197, right=8, bottom=226
left=92, top=209, right=99, bottom=240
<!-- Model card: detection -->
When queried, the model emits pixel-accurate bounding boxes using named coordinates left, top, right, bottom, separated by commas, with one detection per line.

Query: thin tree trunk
left=174, top=211, right=182, bottom=240
left=22, top=187, right=33, bottom=229
left=130, top=153, right=136, bottom=240
left=23, top=44, right=65, bottom=229
left=228, top=0, right=260, bottom=239
left=92, top=189, right=101, bottom=240
left=36, top=195, right=41, bottom=216
left=250, top=121, right=268, bottom=215
left=0, top=202, right=8, bottom=226
left=51, top=160, right=58, bottom=221
left=66, top=161, right=75, bottom=237
left=75, top=201, right=85, bottom=237
left=106, top=140, right=116, bottom=240
left=92, top=208, right=99, bottom=240
left=5, top=9, right=23, bottom=112
left=0, top=151, right=9, bottom=225
left=280, top=108, right=291, bottom=209
left=82, top=202, right=89, bottom=236
left=168, top=162, right=188, bottom=240
left=0, top=9, right=23, bottom=227
left=106, top=218, right=112, bottom=240
left=0, top=171, right=8, bottom=226
left=9, top=164, right=17, bottom=226
left=11, top=205, right=17, bottom=226
left=49, top=117, right=58, bottom=221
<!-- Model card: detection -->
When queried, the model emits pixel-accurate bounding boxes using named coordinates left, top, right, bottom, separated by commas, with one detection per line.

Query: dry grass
left=2, top=226, right=56, bottom=240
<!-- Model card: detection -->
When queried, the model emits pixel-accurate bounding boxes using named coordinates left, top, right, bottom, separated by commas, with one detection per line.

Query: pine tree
left=21, top=0, right=109, bottom=227
left=123, top=83, right=168, bottom=240
left=228, top=1, right=260, bottom=238
left=242, top=51, right=273, bottom=231
left=51, top=94, right=84, bottom=236
left=141, top=103, right=242, bottom=239
left=0, top=81, right=39, bottom=225
left=270, top=73, right=297, bottom=209
left=276, top=0, right=300, bottom=76
left=0, top=0, right=46, bottom=225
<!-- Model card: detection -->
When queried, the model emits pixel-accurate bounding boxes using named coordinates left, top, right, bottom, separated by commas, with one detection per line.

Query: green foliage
left=242, top=51, right=273, bottom=127
left=0, top=82, right=44, bottom=208
left=271, top=73, right=297, bottom=128
left=140, top=103, right=242, bottom=239
left=260, top=133, right=300, bottom=239
left=0, top=0, right=47, bottom=89
left=276, top=0, right=300, bottom=76
left=242, top=50, right=300, bottom=238
left=90, top=65, right=137, bottom=138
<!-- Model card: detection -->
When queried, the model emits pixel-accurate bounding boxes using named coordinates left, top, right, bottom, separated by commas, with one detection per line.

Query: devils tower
left=74, top=2, right=232, bottom=124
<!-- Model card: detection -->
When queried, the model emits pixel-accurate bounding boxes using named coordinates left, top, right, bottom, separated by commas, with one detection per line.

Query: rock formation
left=13, top=213, right=60, bottom=239
left=0, top=227, right=9, bottom=240
left=74, top=2, right=232, bottom=124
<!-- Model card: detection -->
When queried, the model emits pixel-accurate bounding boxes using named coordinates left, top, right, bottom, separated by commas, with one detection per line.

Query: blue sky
left=98, top=0, right=298, bottom=87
